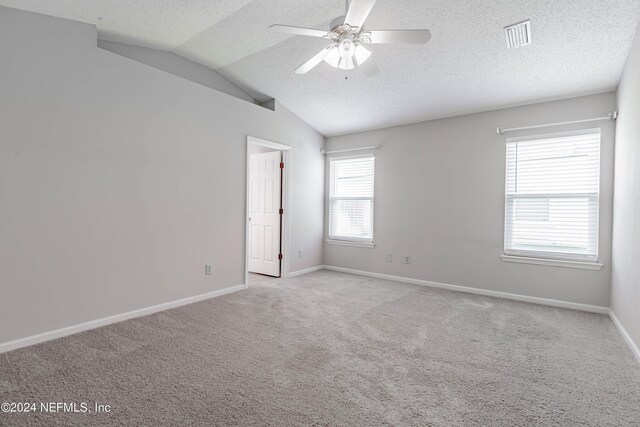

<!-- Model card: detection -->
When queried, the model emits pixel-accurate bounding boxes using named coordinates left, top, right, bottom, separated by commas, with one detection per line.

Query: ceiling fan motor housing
left=330, top=16, right=348, bottom=33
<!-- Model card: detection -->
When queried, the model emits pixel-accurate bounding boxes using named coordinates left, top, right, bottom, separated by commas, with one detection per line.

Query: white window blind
left=329, top=154, right=375, bottom=243
left=504, top=130, right=601, bottom=262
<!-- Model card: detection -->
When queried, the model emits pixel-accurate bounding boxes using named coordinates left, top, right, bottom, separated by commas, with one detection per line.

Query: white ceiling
left=2, top=0, right=639, bottom=136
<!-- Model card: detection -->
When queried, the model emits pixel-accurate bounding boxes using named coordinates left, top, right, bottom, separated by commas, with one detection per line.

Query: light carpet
left=1, top=270, right=639, bottom=426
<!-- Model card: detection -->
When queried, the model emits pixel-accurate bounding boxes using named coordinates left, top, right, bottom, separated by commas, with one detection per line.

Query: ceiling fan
left=270, top=0, right=431, bottom=75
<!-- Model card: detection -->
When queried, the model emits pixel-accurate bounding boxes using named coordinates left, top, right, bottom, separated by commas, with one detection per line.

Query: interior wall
left=611, top=24, right=640, bottom=350
left=98, top=40, right=257, bottom=105
left=324, top=92, right=616, bottom=308
left=0, top=6, right=325, bottom=345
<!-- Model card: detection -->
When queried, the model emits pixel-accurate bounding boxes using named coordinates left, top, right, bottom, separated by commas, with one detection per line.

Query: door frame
left=246, top=136, right=291, bottom=287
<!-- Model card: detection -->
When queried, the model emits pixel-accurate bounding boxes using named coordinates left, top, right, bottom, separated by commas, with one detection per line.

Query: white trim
left=0, top=284, right=246, bottom=354
left=504, top=127, right=602, bottom=143
left=500, top=255, right=603, bottom=270
left=325, top=239, right=375, bottom=248
left=288, top=265, right=325, bottom=277
left=326, top=152, right=375, bottom=161
left=321, top=145, right=380, bottom=155
left=323, top=265, right=609, bottom=314
left=609, top=310, right=640, bottom=363
left=497, top=113, right=617, bottom=134
left=247, top=136, right=291, bottom=152
left=327, top=153, right=376, bottom=246
left=503, top=130, right=601, bottom=266
left=246, top=136, right=292, bottom=285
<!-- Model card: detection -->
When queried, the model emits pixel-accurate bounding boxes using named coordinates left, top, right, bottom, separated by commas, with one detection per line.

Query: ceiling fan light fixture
left=338, top=38, right=355, bottom=59
left=324, top=43, right=369, bottom=70
left=324, top=48, right=341, bottom=68
left=359, top=31, right=372, bottom=43
left=354, top=43, right=371, bottom=65
left=338, top=56, right=355, bottom=70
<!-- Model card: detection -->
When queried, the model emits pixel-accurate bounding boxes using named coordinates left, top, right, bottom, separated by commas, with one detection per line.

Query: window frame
left=327, top=153, right=376, bottom=246
left=503, top=128, right=602, bottom=266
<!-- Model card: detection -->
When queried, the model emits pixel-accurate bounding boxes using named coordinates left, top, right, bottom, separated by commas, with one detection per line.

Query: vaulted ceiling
left=2, top=0, right=639, bottom=136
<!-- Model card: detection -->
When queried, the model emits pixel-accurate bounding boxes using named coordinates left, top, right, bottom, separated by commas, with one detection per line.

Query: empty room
left=1, top=0, right=640, bottom=425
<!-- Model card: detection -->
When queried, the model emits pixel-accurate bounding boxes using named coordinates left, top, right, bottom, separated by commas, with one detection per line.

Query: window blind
left=329, top=154, right=375, bottom=243
left=504, top=130, right=601, bottom=262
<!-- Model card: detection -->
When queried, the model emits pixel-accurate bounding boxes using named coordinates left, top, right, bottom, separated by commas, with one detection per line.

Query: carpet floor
left=1, top=270, right=639, bottom=426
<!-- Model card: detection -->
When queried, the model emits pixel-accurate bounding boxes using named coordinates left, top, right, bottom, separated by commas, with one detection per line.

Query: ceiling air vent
left=504, top=20, right=531, bottom=49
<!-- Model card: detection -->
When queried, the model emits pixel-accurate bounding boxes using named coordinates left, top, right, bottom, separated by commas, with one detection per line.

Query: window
left=504, top=130, right=601, bottom=262
left=328, top=154, right=375, bottom=244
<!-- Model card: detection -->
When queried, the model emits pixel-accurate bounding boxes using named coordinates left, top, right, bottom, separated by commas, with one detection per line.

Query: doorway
left=245, top=136, right=291, bottom=286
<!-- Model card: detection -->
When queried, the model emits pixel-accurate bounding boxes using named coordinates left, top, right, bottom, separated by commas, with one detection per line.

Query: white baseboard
left=323, top=265, right=609, bottom=314
left=609, top=310, right=640, bottom=363
left=288, top=265, right=324, bottom=277
left=0, top=284, right=246, bottom=354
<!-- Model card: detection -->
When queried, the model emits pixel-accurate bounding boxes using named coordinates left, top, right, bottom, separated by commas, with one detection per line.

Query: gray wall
left=0, top=7, right=324, bottom=344
left=325, top=93, right=616, bottom=307
left=98, top=40, right=256, bottom=105
left=612, top=25, right=640, bottom=349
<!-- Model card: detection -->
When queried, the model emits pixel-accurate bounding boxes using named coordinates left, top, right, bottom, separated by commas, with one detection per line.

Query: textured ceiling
left=2, top=0, right=640, bottom=136
left=0, top=0, right=255, bottom=49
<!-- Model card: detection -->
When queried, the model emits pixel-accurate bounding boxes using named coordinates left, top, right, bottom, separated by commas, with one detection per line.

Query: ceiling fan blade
left=295, top=45, right=334, bottom=74
left=359, top=58, right=379, bottom=77
left=269, top=24, right=328, bottom=38
left=366, top=29, right=431, bottom=44
left=344, top=0, right=377, bottom=29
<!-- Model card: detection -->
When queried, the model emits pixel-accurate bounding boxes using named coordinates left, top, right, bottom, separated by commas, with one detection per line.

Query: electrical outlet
left=205, top=264, right=213, bottom=275
left=385, top=254, right=393, bottom=262
left=298, top=249, right=303, bottom=259
left=403, top=256, right=411, bottom=265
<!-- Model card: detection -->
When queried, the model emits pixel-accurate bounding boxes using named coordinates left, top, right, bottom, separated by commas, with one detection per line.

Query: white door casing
left=248, top=151, right=282, bottom=276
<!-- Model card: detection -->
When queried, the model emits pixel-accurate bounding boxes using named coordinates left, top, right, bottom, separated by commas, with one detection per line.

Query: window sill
left=500, top=255, right=603, bottom=270
left=326, top=239, right=375, bottom=248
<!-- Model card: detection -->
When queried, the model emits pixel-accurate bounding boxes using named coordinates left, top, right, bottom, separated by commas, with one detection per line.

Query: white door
left=248, top=151, right=282, bottom=277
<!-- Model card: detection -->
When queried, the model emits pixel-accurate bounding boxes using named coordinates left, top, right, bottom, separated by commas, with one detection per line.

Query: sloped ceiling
left=2, top=0, right=639, bottom=136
